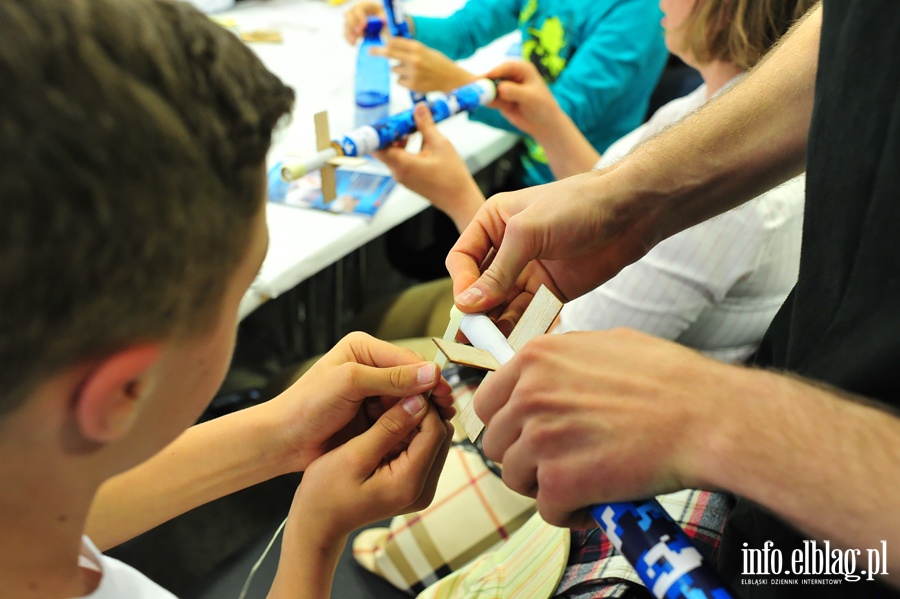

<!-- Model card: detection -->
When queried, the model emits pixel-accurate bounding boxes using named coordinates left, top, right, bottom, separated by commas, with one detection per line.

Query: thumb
left=355, top=396, right=429, bottom=467
left=456, top=254, right=526, bottom=311
left=412, top=104, right=440, bottom=145
left=454, top=215, right=535, bottom=310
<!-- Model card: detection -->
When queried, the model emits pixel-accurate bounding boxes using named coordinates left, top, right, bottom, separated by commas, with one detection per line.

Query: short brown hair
left=0, top=0, right=294, bottom=413
left=683, top=0, right=819, bottom=70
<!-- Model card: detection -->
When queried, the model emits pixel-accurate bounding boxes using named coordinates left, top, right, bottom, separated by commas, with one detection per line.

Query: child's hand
left=269, top=398, right=453, bottom=598
left=375, top=103, right=485, bottom=231
left=343, top=0, right=385, bottom=45
left=372, top=37, right=475, bottom=93
left=485, top=60, right=565, bottom=139
left=265, top=332, right=454, bottom=474
left=293, top=395, right=454, bottom=538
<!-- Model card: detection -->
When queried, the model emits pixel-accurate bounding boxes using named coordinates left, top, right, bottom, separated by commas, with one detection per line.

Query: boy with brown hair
left=0, top=0, right=454, bottom=597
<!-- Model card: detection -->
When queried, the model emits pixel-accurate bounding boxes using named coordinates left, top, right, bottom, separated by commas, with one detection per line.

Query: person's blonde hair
left=683, top=0, right=818, bottom=70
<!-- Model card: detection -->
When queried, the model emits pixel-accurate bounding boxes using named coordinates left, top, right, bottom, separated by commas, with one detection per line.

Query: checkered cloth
left=354, top=365, right=732, bottom=597
left=417, top=511, right=570, bottom=599
left=353, top=440, right=538, bottom=595
left=407, top=489, right=731, bottom=599
left=553, top=490, right=733, bottom=598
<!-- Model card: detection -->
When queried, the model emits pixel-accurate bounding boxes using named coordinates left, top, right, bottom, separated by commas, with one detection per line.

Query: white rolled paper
left=458, top=313, right=516, bottom=366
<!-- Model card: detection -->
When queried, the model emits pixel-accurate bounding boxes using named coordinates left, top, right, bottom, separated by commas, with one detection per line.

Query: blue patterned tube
left=273, top=79, right=498, bottom=195
left=591, top=500, right=734, bottom=598
left=336, top=78, right=497, bottom=157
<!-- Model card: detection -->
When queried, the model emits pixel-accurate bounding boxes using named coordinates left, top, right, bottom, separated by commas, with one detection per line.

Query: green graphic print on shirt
left=412, top=0, right=667, bottom=187
left=519, top=1, right=568, bottom=169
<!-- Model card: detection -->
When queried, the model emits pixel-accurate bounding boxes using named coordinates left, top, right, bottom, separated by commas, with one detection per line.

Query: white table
left=221, top=0, right=520, bottom=318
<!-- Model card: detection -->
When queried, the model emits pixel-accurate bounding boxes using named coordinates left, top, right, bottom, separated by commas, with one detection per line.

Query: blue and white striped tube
left=458, top=313, right=735, bottom=599
left=274, top=78, right=498, bottom=193
left=592, top=501, right=734, bottom=598
left=336, top=78, right=496, bottom=157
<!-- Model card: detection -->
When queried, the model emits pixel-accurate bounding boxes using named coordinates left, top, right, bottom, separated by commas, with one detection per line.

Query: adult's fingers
left=488, top=416, right=598, bottom=528
left=474, top=359, right=523, bottom=461
left=533, top=456, right=606, bottom=529
left=496, top=433, right=539, bottom=498
left=446, top=206, right=507, bottom=310
left=537, top=498, right=597, bottom=530
left=490, top=283, right=537, bottom=336
left=450, top=212, right=539, bottom=312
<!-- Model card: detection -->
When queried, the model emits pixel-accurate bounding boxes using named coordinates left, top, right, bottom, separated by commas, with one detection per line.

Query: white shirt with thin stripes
left=556, top=82, right=805, bottom=364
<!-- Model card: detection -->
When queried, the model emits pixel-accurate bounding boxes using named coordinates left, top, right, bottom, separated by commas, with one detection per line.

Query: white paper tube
left=459, top=313, right=516, bottom=366
left=280, top=147, right=339, bottom=181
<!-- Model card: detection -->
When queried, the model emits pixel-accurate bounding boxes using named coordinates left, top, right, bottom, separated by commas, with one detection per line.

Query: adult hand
left=293, top=396, right=454, bottom=538
left=374, top=103, right=484, bottom=231
left=343, top=0, right=385, bottom=45
left=474, top=328, right=735, bottom=528
left=486, top=60, right=565, bottom=140
left=266, top=332, right=454, bottom=473
left=371, top=37, right=476, bottom=93
left=446, top=167, right=662, bottom=323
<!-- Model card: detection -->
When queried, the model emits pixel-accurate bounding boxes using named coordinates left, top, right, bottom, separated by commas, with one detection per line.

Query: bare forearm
left=86, top=404, right=291, bottom=550
left=703, top=367, right=900, bottom=567
left=606, top=3, right=820, bottom=241
left=533, top=109, right=601, bottom=180
left=434, top=180, right=485, bottom=233
left=268, top=521, right=346, bottom=599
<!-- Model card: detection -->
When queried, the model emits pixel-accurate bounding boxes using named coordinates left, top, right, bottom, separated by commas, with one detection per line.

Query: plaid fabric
left=553, top=489, right=734, bottom=598
left=417, top=511, right=570, bottom=599
left=353, top=441, right=537, bottom=595
left=355, top=364, right=732, bottom=598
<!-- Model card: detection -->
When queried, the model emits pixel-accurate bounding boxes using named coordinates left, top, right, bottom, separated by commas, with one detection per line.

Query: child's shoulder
left=79, top=537, right=177, bottom=598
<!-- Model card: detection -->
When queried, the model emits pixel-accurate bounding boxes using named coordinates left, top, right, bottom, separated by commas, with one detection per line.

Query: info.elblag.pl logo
left=740, top=540, right=889, bottom=586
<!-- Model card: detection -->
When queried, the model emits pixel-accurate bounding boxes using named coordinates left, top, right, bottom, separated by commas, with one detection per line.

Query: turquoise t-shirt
left=413, top=0, right=667, bottom=186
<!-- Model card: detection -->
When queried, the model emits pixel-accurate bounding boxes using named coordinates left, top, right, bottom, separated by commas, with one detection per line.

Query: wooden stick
left=450, top=286, right=563, bottom=441
left=314, top=111, right=337, bottom=202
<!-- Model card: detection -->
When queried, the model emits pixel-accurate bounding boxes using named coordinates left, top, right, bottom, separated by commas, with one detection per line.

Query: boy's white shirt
left=73, top=536, right=176, bottom=598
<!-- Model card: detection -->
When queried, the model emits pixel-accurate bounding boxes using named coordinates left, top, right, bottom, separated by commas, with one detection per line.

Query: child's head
left=0, top=0, right=293, bottom=430
left=662, top=0, right=818, bottom=70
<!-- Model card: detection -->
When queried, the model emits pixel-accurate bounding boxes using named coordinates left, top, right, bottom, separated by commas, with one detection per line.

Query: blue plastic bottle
left=355, top=17, right=390, bottom=127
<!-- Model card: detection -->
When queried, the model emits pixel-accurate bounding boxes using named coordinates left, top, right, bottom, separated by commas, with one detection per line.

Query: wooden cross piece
left=432, top=285, right=563, bottom=442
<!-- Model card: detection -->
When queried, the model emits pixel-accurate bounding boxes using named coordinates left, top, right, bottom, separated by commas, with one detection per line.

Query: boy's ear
left=74, top=344, right=162, bottom=443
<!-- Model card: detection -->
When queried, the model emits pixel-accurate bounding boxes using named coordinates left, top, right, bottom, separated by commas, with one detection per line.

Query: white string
left=237, top=516, right=288, bottom=599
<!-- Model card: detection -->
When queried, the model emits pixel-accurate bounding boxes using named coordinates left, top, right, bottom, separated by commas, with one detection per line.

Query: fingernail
left=402, top=395, right=425, bottom=415
left=417, top=363, right=436, bottom=384
left=455, top=286, right=484, bottom=306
